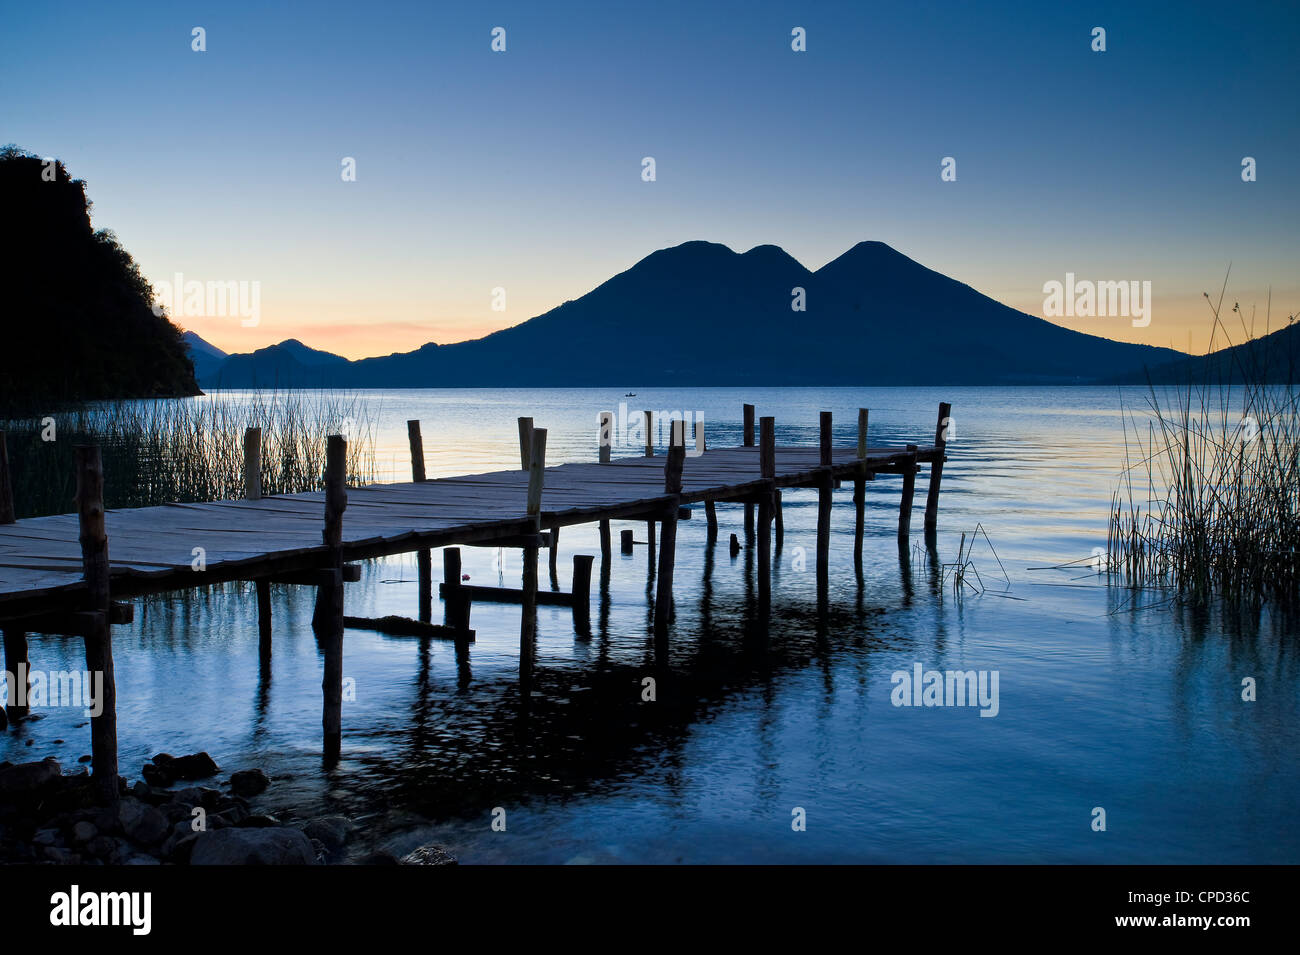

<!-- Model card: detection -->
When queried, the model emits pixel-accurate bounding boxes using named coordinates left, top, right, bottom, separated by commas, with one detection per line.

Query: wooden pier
left=0, top=403, right=950, bottom=799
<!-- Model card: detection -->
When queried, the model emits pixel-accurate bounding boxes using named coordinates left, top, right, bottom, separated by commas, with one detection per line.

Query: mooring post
left=743, top=403, right=755, bottom=539
left=654, top=421, right=686, bottom=638
left=643, top=411, right=653, bottom=457
left=408, top=419, right=432, bottom=620
left=729, top=533, right=741, bottom=557
left=572, top=554, right=594, bottom=632
left=546, top=524, right=561, bottom=587
left=0, top=431, right=14, bottom=525
left=243, top=427, right=262, bottom=501
left=705, top=500, right=718, bottom=543
left=898, top=443, right=918, bottom=546
left=75, top=446, right=118, bottom=804
left=320, top=434, right=348, bottom=760
left=256, top=579, right=272, bottom=660
left=521, top=428, right=547, bottom=689
left=816, top=412, right=833, bottom=588
left=443, top=547, right=470, bottom=631
left=598, top=411, right=613, bottom=562
left=758, top=416, right=776, bottom=605
left=774, top=490, right=784, bottom=551
left=924, top=401, right=952, bottom=535
left=517, top=417, right=534, bottom=470
left=854, top=408, right=868, bottom=568
left=2, top=629, right=29, bottom=720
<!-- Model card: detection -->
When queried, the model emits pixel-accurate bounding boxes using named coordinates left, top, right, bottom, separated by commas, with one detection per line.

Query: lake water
left=4, top=386, right=1296, bottom=863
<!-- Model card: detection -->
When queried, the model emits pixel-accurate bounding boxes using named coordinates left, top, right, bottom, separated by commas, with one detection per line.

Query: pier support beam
left=3, top=628, right=29, bottom=720
left=898, top=444, right=918, bottom=547
left=548, top=524, right=560, bottom=585
left=598, top=412, right=614, bottom=565
left=520, top=429, right=547, bottom=695
left=816, top=412, right=833, bottom=591
left=704, top=500, right=718, bottom=544
left=620, top=528, right=635, bottom=554
left=243, top=427, right=262, bottom=501
left=408, top=420, right=432, bottom=621
left=256, top=579, right=272, bottom=660
left=774, top=490, right=784, bottom=552
left=443, top=547, right=471, bottom=631
left=743, top=404, right=755, bottom=539
left=318, top=435, right=348, bottom=761
left=854, top=408, right=868, bottom=568
left=758, top=417, right=776, bottom=606
left=653, top=423, right=686, bottom=638
left=572, top=554, right=594, bottom=633
left=75, top=446, right=118, bottom=804
left=924, top=401, right=952, bottom=538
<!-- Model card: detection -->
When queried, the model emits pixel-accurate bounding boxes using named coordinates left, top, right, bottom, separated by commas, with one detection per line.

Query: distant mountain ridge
left=194, top=240, right=1190, bottom=388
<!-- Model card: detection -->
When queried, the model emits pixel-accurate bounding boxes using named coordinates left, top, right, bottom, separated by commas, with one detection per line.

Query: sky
left=3, top=0, right=1297, bottom=359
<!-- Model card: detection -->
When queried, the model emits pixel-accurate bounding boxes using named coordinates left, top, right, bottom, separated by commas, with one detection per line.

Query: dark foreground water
left=3, top=387, right=1296, bottom=863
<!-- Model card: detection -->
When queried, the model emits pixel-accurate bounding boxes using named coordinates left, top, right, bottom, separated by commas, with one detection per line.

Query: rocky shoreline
left=0, top=753, right=457, bottom=865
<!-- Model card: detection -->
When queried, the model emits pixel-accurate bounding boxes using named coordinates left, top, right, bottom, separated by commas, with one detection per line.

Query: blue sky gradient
left=3, top=0, right=1296, bottom=357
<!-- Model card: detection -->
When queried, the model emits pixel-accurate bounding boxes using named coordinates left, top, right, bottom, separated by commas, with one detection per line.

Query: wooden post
left=242, top=427, right=262, bottom=500
left=854, top=409, right=868, bottom=568
left=598, top=410, right=612, bottom=558
left=408, top=419, right=432, bottom=620
left=320, top=434, right=347, bottom=760
left=2, top=629, right=29, bottom=720
left=572, top=554, right=594, bottom=631
left=75, top=446, right=118, bottom=804
left=256, top=579, right=272, bottom=660
left=548, top=524, right=560, bottom=583
left=517, top=417, right=534, bottom=470
left=599, top=411, right=613, bottom=464
left=729, top=533, right=741, bottom=557
left=758, top=416, right=775, bottom=604
left=621, top=529, right=635, bottom=553
left=407, top=419, right=426, bottom=482
left=443, top=547, right=470, bottom=631
left=743, top=404, right=755, bottom=539
left=695, top=417, right=706, bottom=456
left=643, top=411, right=654, bottom=457
left=521, top=429, right=546, bottom=688
left=654, top=424, right=686, bottom=638
left=774, top=490, right=784, bottom=550
left=898, top=444, right=918, bottom=545
left=924, top=402, right=952, bottom=534
left=0, top=431, right=15, bottom=524
left=816, top=413, right=833, bottom=585
left=704, top=500, right=718, bottom=544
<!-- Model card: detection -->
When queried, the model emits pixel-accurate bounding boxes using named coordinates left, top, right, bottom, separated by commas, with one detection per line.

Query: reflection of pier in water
left=0, top=401, right=950, bottom=804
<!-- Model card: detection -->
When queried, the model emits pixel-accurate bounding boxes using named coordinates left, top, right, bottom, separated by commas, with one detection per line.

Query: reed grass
left=1107, top=283, right=1298, bottom=611
left=1, top=391, right=377, bottom=518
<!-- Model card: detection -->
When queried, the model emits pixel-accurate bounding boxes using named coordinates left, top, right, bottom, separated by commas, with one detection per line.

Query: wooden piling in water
left=319, top=434, right=347, bottom=760
left=517, top=417, right=534, bottom=470
left=408, top=421, right=432, bottom=620
left=243, top=427, right=262, bottom=501
left=572, top=554, right=594, bottom=632
left=758, top=416, right=776, bottom=604
left=705, top=500, right=718, bottom=543
left=654, top=422, right=686, bottom=637
left=256, top=579, right=272, bottom=660
left=743, top=404, right=755, bottom=539
left=898, top=444, right=918, bottom=545
left=521, top=429, right=547, bottom=686
left=816, top=412, right=833, bottom=585
left=2, top=628, right=28, bottom=720
left=598, top=411, right=613, bottom=563
left=729, top=533, right=741, bottom=557
left=621, top=529, right=635, bottom=553
left=854, top=408, right=868, bottom=568
left=75, top=446, right=118, bottom=804
left=924, top=401, right=952, bottom=534
left=0, top=431, right=13, bottom=525
left=443, top=547, right=471, bottom=631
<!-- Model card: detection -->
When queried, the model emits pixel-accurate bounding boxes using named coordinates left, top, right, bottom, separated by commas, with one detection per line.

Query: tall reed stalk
left=1, top=391, right=377, bottom=518
left=1107, top=282, right=1298, bottom=611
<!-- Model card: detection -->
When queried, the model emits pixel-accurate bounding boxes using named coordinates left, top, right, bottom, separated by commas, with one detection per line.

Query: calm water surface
left=4, top=387, right=1296, bottom=863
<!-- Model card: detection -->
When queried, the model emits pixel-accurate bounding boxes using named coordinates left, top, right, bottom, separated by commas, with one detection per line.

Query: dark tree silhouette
left=0, top=145, right=199, bottom=413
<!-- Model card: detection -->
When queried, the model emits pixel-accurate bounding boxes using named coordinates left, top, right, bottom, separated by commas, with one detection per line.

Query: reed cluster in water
left=1, top=391, right=377, bottom=518
left=1107, top=295, right=1298, bottom=610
